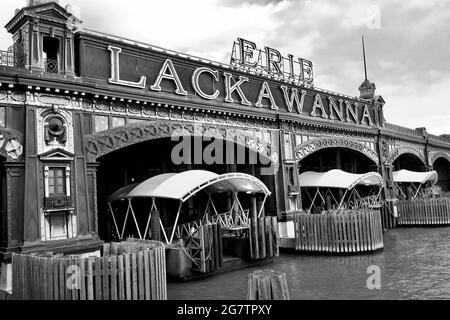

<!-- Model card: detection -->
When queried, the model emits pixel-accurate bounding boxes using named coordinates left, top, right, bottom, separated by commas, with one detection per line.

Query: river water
left=167, top=227, right=450, bottom=300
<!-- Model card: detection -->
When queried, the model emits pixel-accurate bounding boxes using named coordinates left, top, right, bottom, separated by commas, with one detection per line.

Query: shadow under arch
left=298, top=146, right=378, bottom=174
left=294, top=137, right=379, bottom=165
left=432, top=156, right=450, bottom=192
left=392, top=152, right=427, bottom=172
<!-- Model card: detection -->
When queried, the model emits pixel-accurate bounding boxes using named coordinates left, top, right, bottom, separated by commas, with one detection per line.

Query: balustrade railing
left=0, top=41, right=25, bottom=68
left=0, top=50, right=14, bottom=67
left=44, top=195, right=72, bottom=209
left=45, top=58, right=59, bottom=73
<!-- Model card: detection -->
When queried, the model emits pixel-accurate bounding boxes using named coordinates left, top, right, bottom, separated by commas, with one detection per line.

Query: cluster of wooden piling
left=247, top=270, right=289, bottom=300
left=293, top=210, right=384, bottom=253
left=11, top=239, right=166, bottom=300
left=397, top=198, right=450, bottom=225
left=197, top=223, right=224, bottom=273
left=249, top=216, right=279, bottom=260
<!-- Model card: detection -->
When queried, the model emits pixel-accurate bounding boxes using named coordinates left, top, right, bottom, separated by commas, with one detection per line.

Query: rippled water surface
left=167, top=227, right=450, bottom=299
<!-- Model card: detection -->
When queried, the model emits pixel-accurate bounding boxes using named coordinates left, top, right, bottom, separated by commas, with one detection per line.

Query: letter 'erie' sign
left=231, top=38, right=314, bottom=86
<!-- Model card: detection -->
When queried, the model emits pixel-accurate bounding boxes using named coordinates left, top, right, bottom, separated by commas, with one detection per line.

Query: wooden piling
left=397, top=198, right=450, bottom=226
left=292, top=210, right=383, bottom=253
left=9, top=239, right=166, bottom=300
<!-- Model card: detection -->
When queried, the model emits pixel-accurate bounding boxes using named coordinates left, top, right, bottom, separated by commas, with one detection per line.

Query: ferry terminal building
left=1, top=1, right=450, bottom=290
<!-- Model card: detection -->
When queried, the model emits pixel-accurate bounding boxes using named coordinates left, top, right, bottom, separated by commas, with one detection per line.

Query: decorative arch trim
left=430, top=151, right=450, bottom=165
left=0, top=126, right=24, bottom=161
left=294, top=137, right=379, bottom=164
left=389, top=147, right=426, bottom=165
left=84, top=120, right=277, bottom=163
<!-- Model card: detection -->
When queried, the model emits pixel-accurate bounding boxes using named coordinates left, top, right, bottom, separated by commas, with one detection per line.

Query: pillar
left=86, top=162, right=100, bottom=236
left=22, top=105, right=42, bottom=251
left=29, top=19, right=44, bottom=72
left=0, top=162, right=25, bottom=258
left=64, top=29, right=76, bottom=77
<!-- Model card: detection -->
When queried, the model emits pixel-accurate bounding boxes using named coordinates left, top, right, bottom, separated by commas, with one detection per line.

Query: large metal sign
left=77, top=32, right=376, bottom=127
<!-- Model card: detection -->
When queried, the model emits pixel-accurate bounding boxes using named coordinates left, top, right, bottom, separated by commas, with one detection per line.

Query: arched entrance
left=298, top=147, right=378, bottom=212
left=433, top=157, right=450, bottom=193
left=95, top=135, right=274, bottom=241
left=393, top=153, right=426, bottom=172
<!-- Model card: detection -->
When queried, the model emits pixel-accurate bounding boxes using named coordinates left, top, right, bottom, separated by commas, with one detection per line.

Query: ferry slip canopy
left=299, top=169, right=384, bottom=190
left=393, top=169, right=438, bottom=184
left=107, top=170, right=271, bottom=203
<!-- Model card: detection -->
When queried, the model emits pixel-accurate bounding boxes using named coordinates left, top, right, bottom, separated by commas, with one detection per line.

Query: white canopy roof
left=393, top=169, right=438, bottom=184
left=299, top=169, right=384, bottom=190
left=107, top=170, right=271, bottom=203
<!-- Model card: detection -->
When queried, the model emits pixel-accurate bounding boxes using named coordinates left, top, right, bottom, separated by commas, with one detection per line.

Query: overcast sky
left=1, top=0, right=449, bottom=135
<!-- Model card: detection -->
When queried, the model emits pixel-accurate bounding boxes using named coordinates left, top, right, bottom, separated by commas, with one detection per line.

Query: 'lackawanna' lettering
left=107, top=45, right=374, bottom=126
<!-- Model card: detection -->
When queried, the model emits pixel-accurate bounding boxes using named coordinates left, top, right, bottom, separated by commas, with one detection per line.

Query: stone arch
left=294, top=137, right=379, bottom=164
left=0, top=126, right=24, bottom=161
left=389, top=147, right=427, bottom=166
left=84, top=120, right=277, bottom=163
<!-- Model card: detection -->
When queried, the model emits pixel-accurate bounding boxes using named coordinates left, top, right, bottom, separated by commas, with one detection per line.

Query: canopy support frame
left=108, top=202, right=121, bottom=240
left=169, top=201, right=184, bottom=244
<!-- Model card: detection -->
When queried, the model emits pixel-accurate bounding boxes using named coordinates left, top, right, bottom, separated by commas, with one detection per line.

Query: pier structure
left=0, top=0, right=450, bottom=294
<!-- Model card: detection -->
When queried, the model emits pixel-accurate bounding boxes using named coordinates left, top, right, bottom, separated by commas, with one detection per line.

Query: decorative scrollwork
left=294, top=137, right=379, bottom=164
left=0, top=127, right=24, bottom=160
left=429, top=150, right=450, bottom=165
left=388, top=146, right=426, bottom=165
left=84, top=120, right=275, bottom=163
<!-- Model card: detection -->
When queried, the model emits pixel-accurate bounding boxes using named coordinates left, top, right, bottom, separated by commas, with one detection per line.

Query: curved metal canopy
left=393, top=169, right=438, bottom=185
left=299, top=169, right=384, bottom=190
left=107, top=170, right=271, bottom=203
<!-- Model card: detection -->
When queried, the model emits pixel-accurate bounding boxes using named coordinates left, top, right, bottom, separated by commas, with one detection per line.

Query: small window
left=48, top=167, right=66, bottom=196
left=94, top=115, right=109, bottom=132
left=112, top=117, right=125, bottom=128
left=0, top=106, right=5, bottom=127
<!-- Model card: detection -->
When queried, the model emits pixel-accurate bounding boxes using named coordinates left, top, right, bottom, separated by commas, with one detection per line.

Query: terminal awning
left=106, top=170, right=271, bottom=244
left=299, top=169, right=384, bottom=190
left=107, top=170, right=271, bottom=204
left=298, top=169, right=385, bottom=211
left=393, top=169, right=438, bottom=185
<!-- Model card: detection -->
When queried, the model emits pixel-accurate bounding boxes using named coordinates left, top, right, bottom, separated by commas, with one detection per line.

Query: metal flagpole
left=362, top=35, right=368, bottom=81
